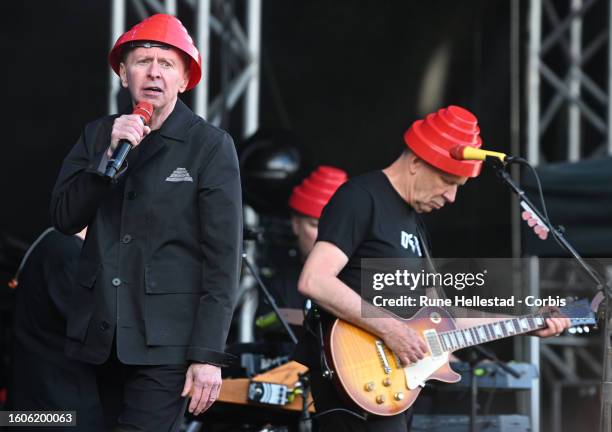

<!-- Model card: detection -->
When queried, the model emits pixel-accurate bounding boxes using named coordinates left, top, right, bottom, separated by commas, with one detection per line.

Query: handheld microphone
left=449, top=145, right=512, bottom=163
left=104, top=101, right=154, bottom=178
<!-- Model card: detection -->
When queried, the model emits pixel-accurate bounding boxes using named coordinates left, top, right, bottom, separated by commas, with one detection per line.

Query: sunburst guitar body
left=327, top=306, right=460, bottom=416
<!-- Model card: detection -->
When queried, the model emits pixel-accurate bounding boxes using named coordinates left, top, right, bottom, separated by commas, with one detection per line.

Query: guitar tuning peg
left=576, top=327, right=584, bottom=334
left=568, top=327, right=577, bottom=334
left=583, top=326, right=590, bottom=333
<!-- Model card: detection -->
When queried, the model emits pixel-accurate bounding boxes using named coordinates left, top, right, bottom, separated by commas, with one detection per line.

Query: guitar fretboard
left=435, top=313, right=551, bottom=354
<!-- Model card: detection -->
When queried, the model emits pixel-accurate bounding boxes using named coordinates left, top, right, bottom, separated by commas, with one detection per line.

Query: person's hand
left=531, top=307, right=571, bottom=338
left=383, top=323, right=428, bottom=365
left=108, top=114, right=151, bottom=156
left=181, top=363, right=222, bottom=415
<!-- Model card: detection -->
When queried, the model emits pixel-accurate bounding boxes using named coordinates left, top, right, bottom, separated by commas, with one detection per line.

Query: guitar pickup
left=423, top=329, right=443, bottom=357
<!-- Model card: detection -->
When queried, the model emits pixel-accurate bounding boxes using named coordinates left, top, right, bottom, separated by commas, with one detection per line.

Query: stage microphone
left=104, top=101, right=154, bottom=178
left=449, top=145, right=512, bottom=163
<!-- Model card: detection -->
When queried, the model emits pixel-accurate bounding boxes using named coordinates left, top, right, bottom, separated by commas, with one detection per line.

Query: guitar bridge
left=375, top=340, right=392, bottom=375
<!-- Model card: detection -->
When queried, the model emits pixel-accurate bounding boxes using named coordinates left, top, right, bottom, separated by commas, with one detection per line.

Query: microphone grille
left=133, top=101, right=154, bottom=125
left=449, top=145, right=466, bottom=160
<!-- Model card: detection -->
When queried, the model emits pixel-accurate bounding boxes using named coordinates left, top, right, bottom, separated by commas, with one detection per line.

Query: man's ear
left=178, top=69, right=191, bottom=93
left=407, top=153, right=422, bottom=175
left=290, top=215, right=300, bottom=236
left=119, top=63, right=129, bottom=88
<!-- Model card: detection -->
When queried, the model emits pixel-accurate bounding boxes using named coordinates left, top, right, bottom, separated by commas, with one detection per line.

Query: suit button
left=100, top=321, right=110, bottom=331
left=112, top=278, right=122, bottom=287
left=121, top=234, right=132, bottom=244
left=127, top=191, right=137, bottom=200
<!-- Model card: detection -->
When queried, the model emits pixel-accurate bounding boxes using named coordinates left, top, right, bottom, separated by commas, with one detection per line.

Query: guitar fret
left=493, top=322, right=504, bottom=338
left=477, top=326, right=487, bottom=341
left=471, top=328, right=480, bottom=344
left=456, top=330, right=465, bottom=347
left=534, top=315, right=544, bottom=328
left=494, top=323, right=502, bottom=338
left=442, top=333, right=451, bottom=351
left=489, top=324, right=496, bottom=339
left=463, top=329, right=473, bottom=346
left=505, top=320, right=516, bottom=334
left=449, top=332, right=458, bottom=349
left=519, top=317, right=529, bottom=331
left=527, top=317, right=535, bottom=330
left=438, top=334, right=446, bottom=351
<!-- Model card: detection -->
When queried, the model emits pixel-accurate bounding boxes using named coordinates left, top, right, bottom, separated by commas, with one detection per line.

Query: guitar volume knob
left=364, top=382, right=375, bottom=392
left=382, top=378, right=391, bottom=387
left=394, top=392, right=405, bottom=401
left=376, top=395, right=385, bottom=404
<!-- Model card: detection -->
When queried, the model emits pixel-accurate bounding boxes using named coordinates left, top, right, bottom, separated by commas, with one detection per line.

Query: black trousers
left=94, top=345, right=189, bottom=432
left=309, top=369, right=413, bottom=432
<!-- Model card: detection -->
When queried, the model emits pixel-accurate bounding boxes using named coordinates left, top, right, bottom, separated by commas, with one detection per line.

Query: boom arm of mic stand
left=487, top=157, right=609, bottom=293
left=241, top=253, right=298, bottom=345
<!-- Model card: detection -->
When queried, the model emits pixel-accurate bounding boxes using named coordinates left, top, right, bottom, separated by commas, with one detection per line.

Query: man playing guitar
left=296, top=106, right=570, bottom=431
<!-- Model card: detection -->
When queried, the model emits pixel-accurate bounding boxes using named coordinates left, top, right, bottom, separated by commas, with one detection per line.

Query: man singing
left=50, top=14, right=242, bottom=431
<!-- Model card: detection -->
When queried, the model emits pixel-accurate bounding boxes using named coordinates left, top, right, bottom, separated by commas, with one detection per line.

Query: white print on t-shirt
left=401, top=231, right=422, bottom=257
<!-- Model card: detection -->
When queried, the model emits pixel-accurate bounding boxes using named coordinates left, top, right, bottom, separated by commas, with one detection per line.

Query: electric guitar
left=326, top=298, right=599, bottom=416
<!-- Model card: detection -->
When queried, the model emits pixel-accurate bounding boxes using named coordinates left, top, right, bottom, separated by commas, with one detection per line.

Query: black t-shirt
left=317, top=170, right=426, bottom=291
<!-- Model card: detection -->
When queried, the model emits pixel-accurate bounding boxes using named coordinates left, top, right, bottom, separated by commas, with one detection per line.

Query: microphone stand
left=297, top=372, right=312, bottom=432
left=242, top=253, right=298, bottom=345
left=486, top=157, right=612, bottom=432
left=466, top=348, right=482, bottom=432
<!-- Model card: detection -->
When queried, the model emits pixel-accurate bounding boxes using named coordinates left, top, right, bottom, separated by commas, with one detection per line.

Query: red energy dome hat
left=109, top=14, right=202, bottom=91
left=289, top=166, right=348, bottom=219
left=403, top=105, right=483, bottom=178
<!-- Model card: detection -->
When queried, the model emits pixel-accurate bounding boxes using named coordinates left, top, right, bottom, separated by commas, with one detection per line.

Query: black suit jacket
left=50, top=99, right=242, bottom=366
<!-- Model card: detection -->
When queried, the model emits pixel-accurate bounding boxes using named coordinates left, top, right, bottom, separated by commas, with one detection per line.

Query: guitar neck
left=433, top=312, right=551, bottom=353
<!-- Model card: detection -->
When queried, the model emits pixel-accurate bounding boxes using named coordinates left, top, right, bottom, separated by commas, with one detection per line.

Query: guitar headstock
left=559, top=297, right=598, bottom=334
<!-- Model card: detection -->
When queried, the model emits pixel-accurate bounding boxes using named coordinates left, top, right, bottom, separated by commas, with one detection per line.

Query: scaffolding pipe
left=527, top=3, right=542, bottom=431
left=109, top=0, right=125, bottom=115
left=609, top=0, right=612, bottom=155
left=194, top=0, right=211, bottom=118
left=243, top=0, right=261, bottom=138
left=568, top=0, right=583, bottom=162
left=528, top=0, right=542, bottom=166
left=165, top=0, right=177, bottom=14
